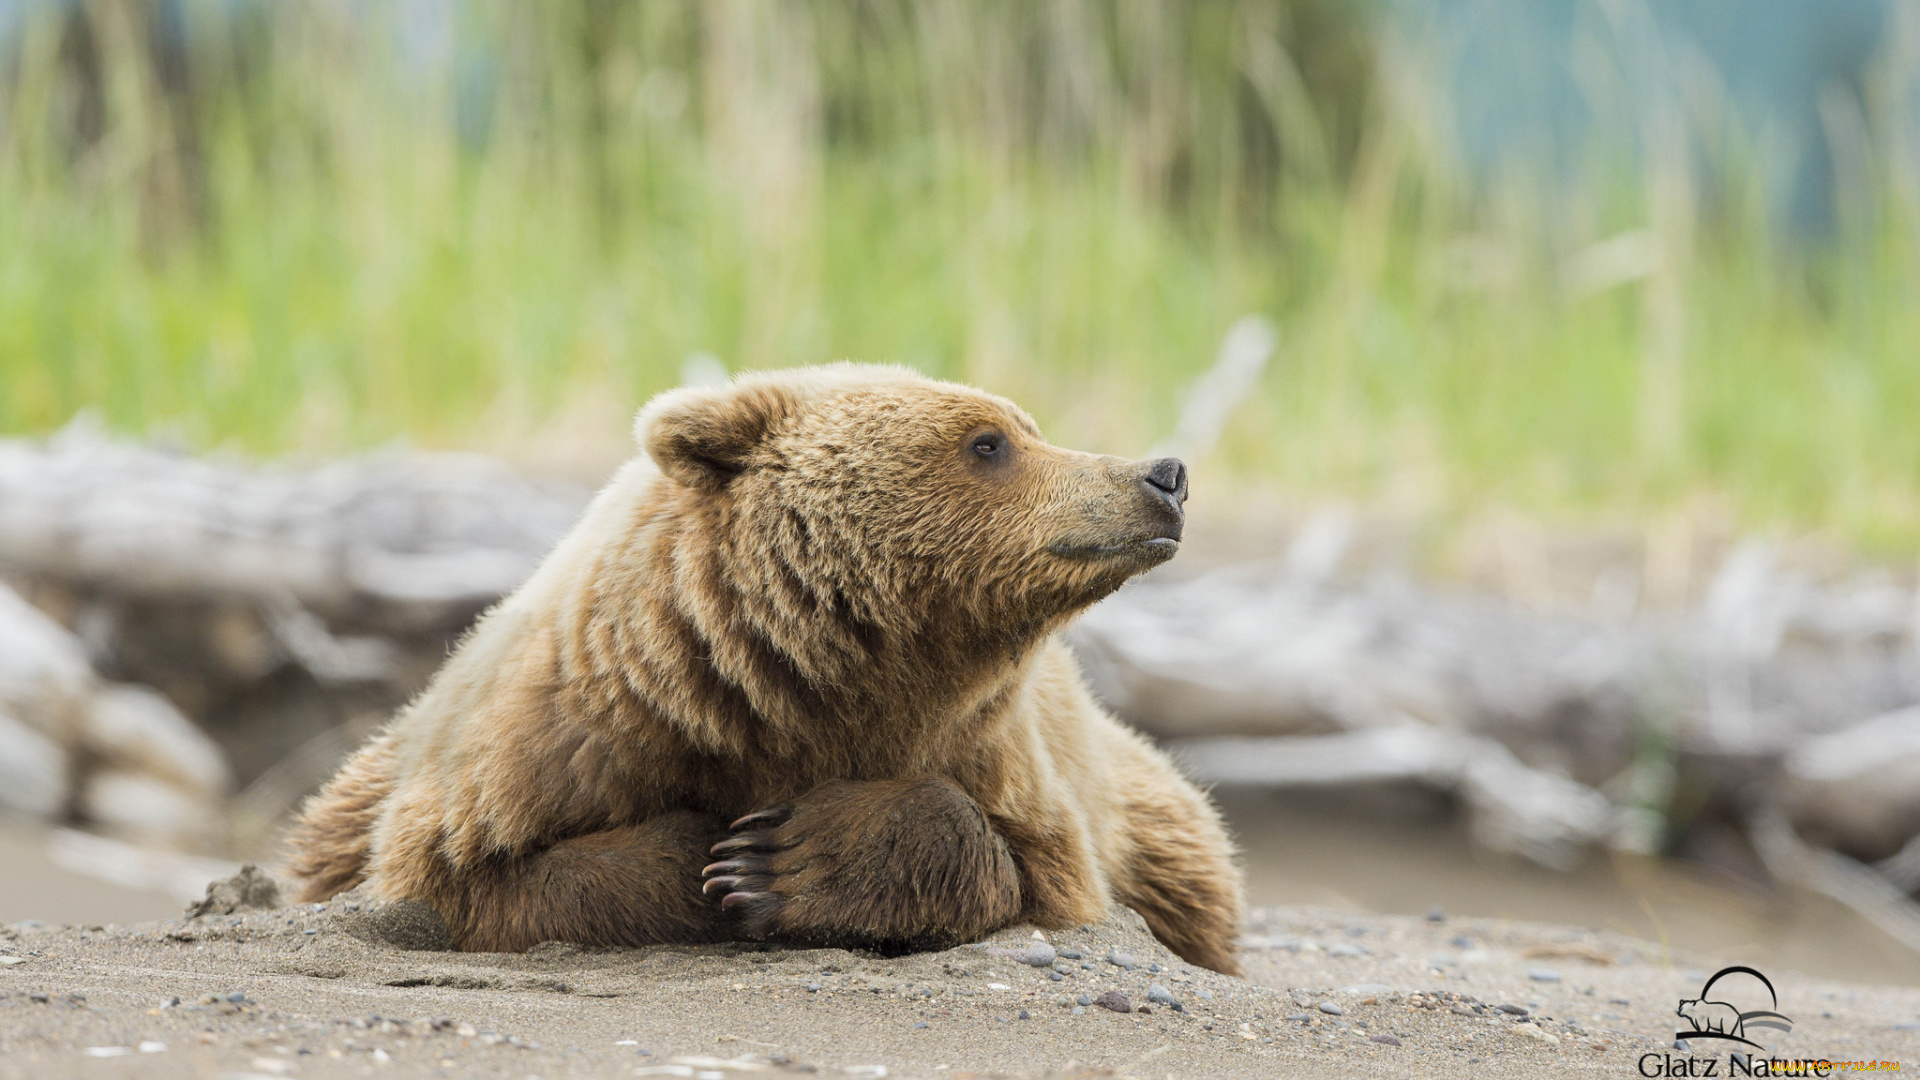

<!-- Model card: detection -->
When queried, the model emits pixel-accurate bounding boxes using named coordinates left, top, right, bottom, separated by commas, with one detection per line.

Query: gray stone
left=1318, top=1001, right=1343, bottom=1016
left=1147, top=984, right=1178, bottom=1007
left=1527, top=968, right=1562, bottom=983
left=1008, top=943, right=1055, bottom=967
left=1107, top=951, right=1139, bottom=969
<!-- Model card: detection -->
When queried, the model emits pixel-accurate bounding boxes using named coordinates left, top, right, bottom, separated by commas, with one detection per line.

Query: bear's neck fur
left=551, top=475, right=1059, bottom=778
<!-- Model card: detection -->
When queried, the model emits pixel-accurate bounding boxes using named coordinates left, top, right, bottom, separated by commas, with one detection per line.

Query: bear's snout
left=1137, top=457, right=1188, bottom=543
left=1141, top=457, right=1188, bottom=510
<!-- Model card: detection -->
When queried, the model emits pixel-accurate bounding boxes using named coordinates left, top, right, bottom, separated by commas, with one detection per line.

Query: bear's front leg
left=701, top=777, right=1022, bottom=951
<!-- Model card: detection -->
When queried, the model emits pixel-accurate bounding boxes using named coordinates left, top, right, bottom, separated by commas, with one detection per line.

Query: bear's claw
left=702, top=807, right=793, bottom=934
left=728, top=805, right=792, bottom=832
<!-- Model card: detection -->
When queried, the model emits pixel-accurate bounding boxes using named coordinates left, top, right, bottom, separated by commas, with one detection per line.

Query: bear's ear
left=634, top=381, right=797, bottom=492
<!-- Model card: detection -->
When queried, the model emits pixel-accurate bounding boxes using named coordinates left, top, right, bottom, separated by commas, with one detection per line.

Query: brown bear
left=286, top=364, right=1243, bottom=973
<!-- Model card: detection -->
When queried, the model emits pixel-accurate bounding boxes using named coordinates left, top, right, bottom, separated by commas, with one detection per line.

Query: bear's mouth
left=1046, top=533, right=1181, bottom=563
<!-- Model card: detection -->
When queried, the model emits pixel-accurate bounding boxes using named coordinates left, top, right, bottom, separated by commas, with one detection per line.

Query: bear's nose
left=1142, top=457, right=1188, bottom=506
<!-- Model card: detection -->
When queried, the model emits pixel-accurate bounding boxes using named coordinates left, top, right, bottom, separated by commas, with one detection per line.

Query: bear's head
left=634, top=364, right=1186, bottom=650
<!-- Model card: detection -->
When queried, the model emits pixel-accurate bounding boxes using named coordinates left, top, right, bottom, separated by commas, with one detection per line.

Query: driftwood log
left=2, top=422, right=1918, bottom=945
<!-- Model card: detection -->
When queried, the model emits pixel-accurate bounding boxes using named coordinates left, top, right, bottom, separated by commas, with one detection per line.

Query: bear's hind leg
left=439, top=810, right=729, bottom=952
left=286, top=733, right=398, bottom=903
left=701, top=778, right=1022, bottom=952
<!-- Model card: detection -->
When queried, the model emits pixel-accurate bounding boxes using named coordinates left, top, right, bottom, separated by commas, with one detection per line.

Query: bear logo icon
left=1675, top=967, right=1794, bottom=1049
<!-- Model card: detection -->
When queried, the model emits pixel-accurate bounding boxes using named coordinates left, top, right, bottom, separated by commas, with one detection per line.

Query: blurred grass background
left=2, top=1, right=1918, bottom=548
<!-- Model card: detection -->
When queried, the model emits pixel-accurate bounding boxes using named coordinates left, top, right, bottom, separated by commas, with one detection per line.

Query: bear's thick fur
left=287, top=364, right=1243, bottom=973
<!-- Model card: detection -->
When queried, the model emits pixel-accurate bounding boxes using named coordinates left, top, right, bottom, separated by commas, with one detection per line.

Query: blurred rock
left=0, top=710, right=68, bottom=818
left=83, top=685, right=231, bottom=799
left=0, top=582, right=94, bottom=741
left=1785, top=707, right=1920, bottom=861
left=0, top=578, right=232, bottom=843
left=80, top=771, right=220, bottom=846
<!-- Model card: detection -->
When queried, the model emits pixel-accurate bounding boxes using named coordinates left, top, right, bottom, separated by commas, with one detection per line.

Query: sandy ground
left=3, top=886, right=1918, bottom=1080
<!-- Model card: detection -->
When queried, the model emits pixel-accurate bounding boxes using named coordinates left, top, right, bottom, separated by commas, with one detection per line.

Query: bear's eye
left=970, top=433, right=1005, bottom=459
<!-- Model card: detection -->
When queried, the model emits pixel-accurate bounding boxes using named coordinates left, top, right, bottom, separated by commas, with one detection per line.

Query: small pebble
left=1198, top=989, right=1213, bottom=1000
left=1056, top=949, right=1081, bottom=960
left=1011, top=943, right=1055, bottom=967
left=1527, top=968, right=1562, bottom=983
left=1515, top=1023, right=1560, bottom=1046
left=226, top=992, right=246, bottom=1004
left=1497, top=1004, right=1529, bottom=1016
left=1327, top=943, right=1367, bottom=958
left=1070, top=1006, right=1085, bottom=1015
left=1076, top=994, right=1093, bottom=1007
left=1371, top=1034, right=1403, bottom=1046
left=1674, top=1040, right=1691, bottom=1052
left=1426, top=906, right=1446, bottom=922
left=1608, top=997, right=1631, bottom=1006
left=1318, top=1001, right=1343, bottom=1016
left=1147, top=963, right=1160, bottom=973
left=912, top=1022, right=929, bottom=1029
left=1146, top=984, right=1178, bottom=1007
left=1287, top=1012, right=1311, bottom=1023
left=1052, top=995, right=1072, bottom=1008
left=1451, top=935, right=1474, bottom=948
left=1107, top=952, right=1139, bottom=970
left=1093, top=990, right=1131, bottom=1013
left=1047, top=972, right=1063, bottom=981
left=1017, top=1010, right=1030, bottom=1020
left=807, top=984, right=821, bottom=992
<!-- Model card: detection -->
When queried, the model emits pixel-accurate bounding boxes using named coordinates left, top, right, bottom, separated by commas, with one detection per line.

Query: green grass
left=3, top=2, right=1918, bottom=549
